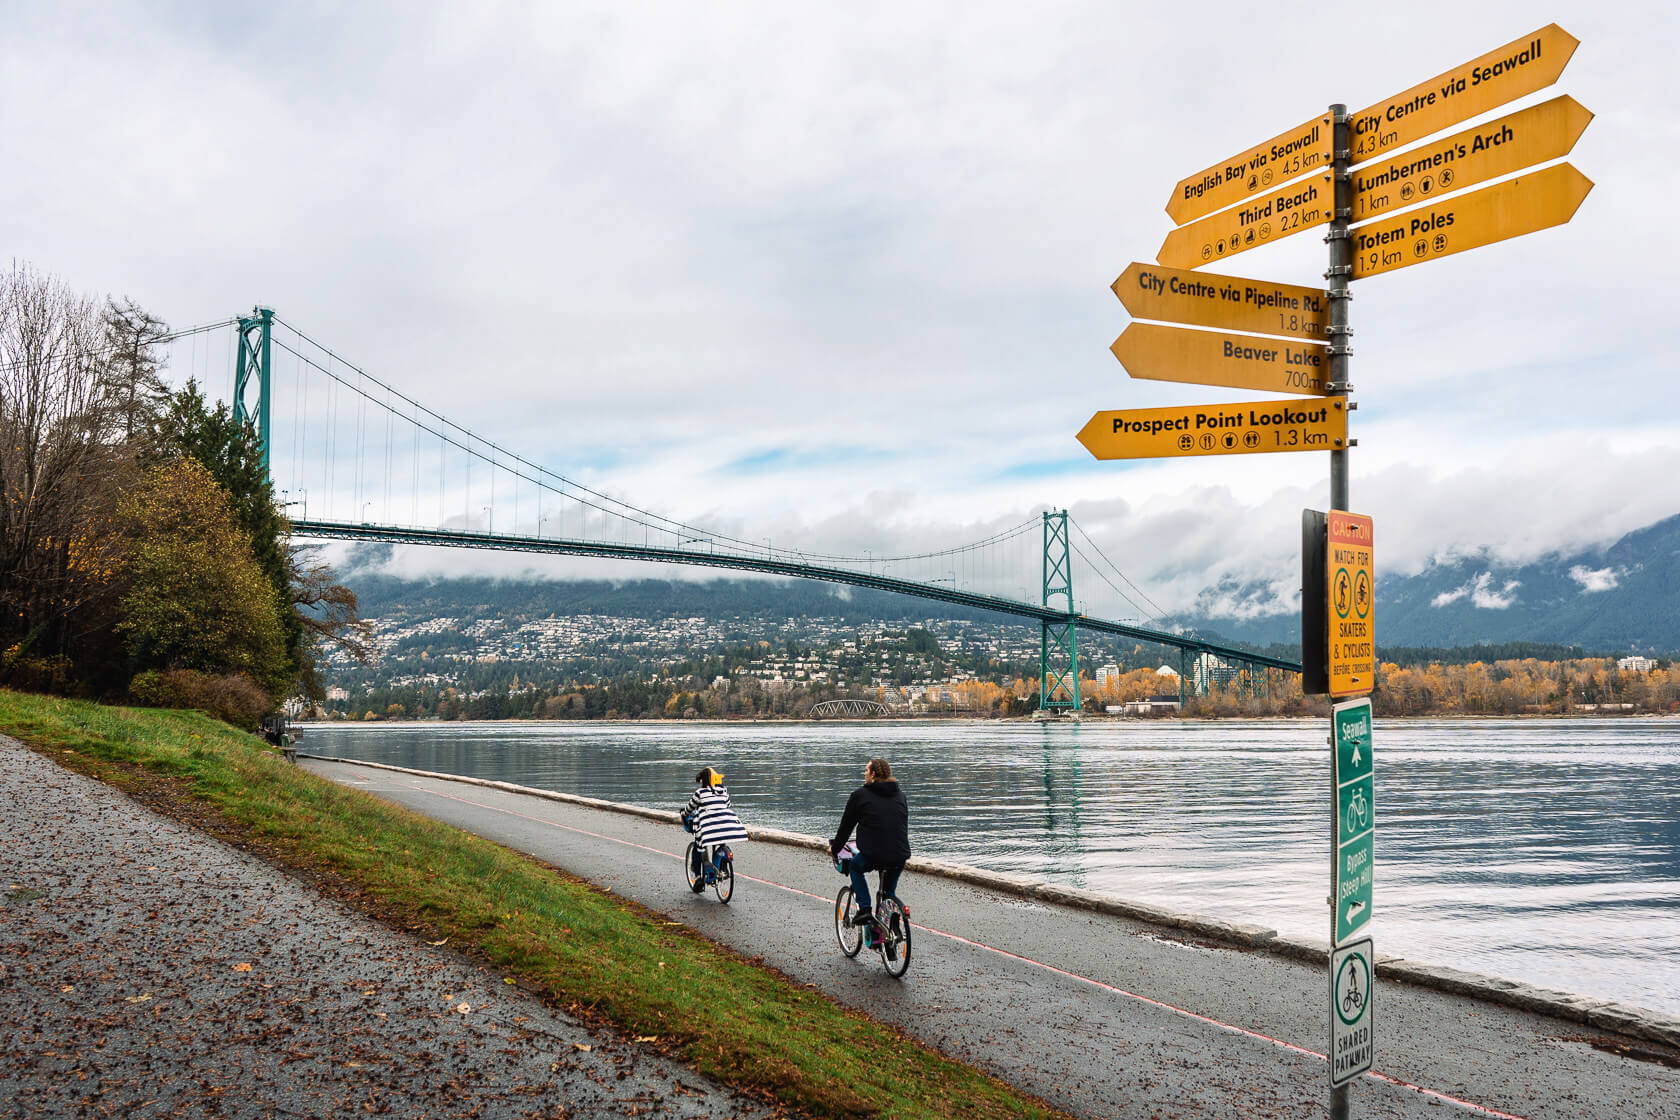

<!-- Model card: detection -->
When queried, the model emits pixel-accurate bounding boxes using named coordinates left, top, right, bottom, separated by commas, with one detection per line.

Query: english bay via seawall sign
left=1331, top=936, right=1375, bottom=1086
left=1334, top=696, right=1374, bottom=944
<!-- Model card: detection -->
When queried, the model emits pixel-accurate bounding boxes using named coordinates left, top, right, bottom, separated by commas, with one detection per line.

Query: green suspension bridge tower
left=1039, top=509, right=1080, bottom=713
left=233, top=307, right=275, bottom=475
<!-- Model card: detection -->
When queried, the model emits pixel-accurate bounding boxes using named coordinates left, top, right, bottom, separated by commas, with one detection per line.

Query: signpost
left=1098, top=24, right=1591, bottom=1116
left=1350, top=24, right=1579, bottom=164
left=1327, top=511, right=1374, bottom=697
left=1331, top=937, right=1375, bottom=1086
left=1166, top=113, right=1332, bottom=226
left=1110, top=263, right=1329, bottom=341
left=1333, top=697, right=1375, bottom=945
left=1157, top=174, right=1333, bottom=271
left=1351, top=95, right=1592, bottom=222
left=1350, top=162, right=1592, bottom=280
left=1112, top=323, right=1328, bottom=396
left=1076, top=399, right=1346, bottom=461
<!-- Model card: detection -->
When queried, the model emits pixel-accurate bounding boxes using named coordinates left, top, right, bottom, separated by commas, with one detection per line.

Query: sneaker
left=847, top=912, right=876, bottom=928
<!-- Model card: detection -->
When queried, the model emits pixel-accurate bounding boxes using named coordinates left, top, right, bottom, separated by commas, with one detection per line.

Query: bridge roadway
left=291, top=519, right=1303, bottom=673
left=301, top=757, right=1678, bottom=1120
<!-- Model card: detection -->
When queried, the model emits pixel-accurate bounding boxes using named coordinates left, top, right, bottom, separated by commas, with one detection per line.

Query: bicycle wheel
left=684, top=842, right=705, bottom=893
left=877, top=897, right=911, bottom=978
left=713, top=852, right=734, bottom=904
left=834, top=887, right=863, bottom=957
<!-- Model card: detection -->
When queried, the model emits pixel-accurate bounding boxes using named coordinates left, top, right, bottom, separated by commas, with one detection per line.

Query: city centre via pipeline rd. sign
left=1157, top=174, right=1333, bottom=271
left=1165, top=113, right=1332, bottom=227
left=1111, top=263, right=1329, bottom=342
left=1111, top=322, right=1328, bottom=396
left=1351, top=94, right=1592, bottom=222
left=1350, top=24, right=1578, bottom=164
left=1077, top=399, right=1347, bottom=461
left=1350, top=162, right=1592, bottom=280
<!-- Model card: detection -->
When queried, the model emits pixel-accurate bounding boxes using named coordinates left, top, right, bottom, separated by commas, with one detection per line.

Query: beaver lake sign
left=1112, top=323, right=1327, bottom=396
left=1350, top=162, right=1592, bottom=280
left=1076, top=399, right=1346, bottom=461
left=1157, top=174, right=1333, bottom=271
left=1165, top=113, right=1332, bottom=227
left=1110, top=263, right=1328, bottom=342
left=1349, top=24, right=1578, bottom=164
left=1351, top=95, right=1592, bottom=222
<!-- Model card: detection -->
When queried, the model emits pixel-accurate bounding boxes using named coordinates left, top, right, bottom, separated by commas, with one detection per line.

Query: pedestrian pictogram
left=1166, top=113, right=1332, bottom=226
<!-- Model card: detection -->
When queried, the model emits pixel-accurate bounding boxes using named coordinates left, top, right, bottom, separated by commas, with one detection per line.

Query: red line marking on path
left=366, top=771, right=1530, bottom=1120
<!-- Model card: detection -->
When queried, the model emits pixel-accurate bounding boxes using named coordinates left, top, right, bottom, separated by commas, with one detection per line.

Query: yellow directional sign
left=1352, top=95, right=1592, bottom=222
left=1327, top=511, right=1375, bottom=698
left=1166, top=114, right=1332, bottom=227
left=1076, top=399, right=1347, bottom=461
left=1111, top=263, right=1329, bottom=342
left=1351, top=24, right=1578, bottom=165
left=1112, top=323, right=1329, bottom=397
left=1350, top=162, right=1591, bottom=280
left=1158, top=174, right=1334, bottom=271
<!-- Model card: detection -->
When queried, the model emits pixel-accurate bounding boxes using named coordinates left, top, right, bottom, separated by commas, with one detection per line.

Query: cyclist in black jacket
left=829, top=758, right=910, bottom=931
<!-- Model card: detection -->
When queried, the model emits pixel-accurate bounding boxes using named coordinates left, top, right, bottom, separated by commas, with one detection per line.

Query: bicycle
left=1345, top=787, right=1370, bottom=835
left=681, top=814, right=735, bottom=904
left=832, top=849, right=911, bottom=979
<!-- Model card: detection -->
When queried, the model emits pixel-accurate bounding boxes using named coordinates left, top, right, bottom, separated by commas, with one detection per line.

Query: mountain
left=1174, top=513, right=1680, bottom=656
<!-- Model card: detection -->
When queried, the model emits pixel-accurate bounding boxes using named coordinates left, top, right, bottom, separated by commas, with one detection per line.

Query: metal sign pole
left=1326, top=101, right=1354, bottom=1120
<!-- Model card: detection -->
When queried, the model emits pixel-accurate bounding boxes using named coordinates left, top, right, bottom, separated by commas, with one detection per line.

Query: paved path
left=0, top=737, right=779, bottom=1119
left=301, top=757, right=1680, bottom=1120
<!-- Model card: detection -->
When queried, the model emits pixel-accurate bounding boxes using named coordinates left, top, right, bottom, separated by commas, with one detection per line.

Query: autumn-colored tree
left=117, top=459, right=290, bottom=700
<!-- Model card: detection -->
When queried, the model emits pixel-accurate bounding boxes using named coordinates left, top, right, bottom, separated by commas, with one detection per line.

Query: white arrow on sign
left=1345, top=899, right=1367, bottom=925
left=1351, top=741, right=1363, bottom=768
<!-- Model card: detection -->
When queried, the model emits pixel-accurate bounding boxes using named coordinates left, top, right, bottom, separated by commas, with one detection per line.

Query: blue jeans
left=849, top=851, right=902, bottom=917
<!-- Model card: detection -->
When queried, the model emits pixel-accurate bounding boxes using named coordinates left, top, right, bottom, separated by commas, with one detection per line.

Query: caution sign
left=1328, top=512, right=1374, bottom=697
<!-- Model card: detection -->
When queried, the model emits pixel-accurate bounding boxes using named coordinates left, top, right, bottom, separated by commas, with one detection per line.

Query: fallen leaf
left=455, top=1003, right=471, bottom=1014
left=125, top=993, right=153, bottom=1004
left=361, top=989, right=375, bottom=996
left=427, top=938, right=449, bottom=946
left=634, top=1036, right=658, bottom=1044
left=60, top=986, right=74, bottom=993
left=573, top=1043, right=592, bottom=1052
left=232, top=963, right=253, bottom=973
left=503, top=977, right=516, bottom=985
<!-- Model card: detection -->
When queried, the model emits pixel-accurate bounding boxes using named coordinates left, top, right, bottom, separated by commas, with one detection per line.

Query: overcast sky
left=6, top=1, right=1676, bottom=620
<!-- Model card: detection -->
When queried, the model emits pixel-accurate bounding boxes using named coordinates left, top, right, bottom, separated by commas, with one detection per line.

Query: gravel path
left=0, top=735, right=783, bottom=1120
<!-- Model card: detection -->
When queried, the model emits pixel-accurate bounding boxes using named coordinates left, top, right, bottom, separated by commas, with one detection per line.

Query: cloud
left=1431, top=572, right=1522, bottom=610
left=1569, top=565, right=1620, bottom=592
left=6, top=1, right=1680, bottom=625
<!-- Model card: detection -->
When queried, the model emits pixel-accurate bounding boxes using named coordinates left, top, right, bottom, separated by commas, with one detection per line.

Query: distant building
left=1618, top=656, right=1657, bottom=673
left=1095, top=663, right=1122, bottom=687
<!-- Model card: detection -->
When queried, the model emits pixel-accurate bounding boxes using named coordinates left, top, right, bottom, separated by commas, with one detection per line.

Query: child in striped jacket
left=683, top=767, right=747, bottom=878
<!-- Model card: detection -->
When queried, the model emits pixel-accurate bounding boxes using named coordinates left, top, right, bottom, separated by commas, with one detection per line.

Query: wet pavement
left=301, top=756, right=1680, bottom=1120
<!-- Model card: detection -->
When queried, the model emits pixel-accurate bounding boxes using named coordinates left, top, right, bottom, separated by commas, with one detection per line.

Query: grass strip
left=0, top=689, right=1072, bottom=1120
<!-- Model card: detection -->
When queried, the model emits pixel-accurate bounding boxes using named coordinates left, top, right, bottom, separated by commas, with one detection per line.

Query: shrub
left=127, top=668, right=271, bottom=730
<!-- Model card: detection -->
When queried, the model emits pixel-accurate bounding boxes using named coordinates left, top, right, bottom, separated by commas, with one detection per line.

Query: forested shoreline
left=0, top=264, right=366, bottom=726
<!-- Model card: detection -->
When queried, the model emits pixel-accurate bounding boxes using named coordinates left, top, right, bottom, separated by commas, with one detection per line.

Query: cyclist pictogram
left=1354, top=568, right=1372, bottom=620
left=1344, top=786, right=1370, bottom=836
